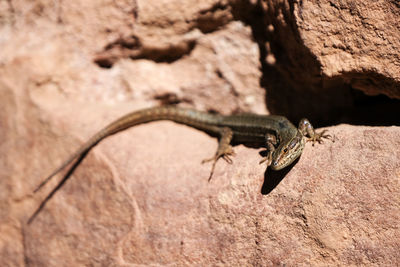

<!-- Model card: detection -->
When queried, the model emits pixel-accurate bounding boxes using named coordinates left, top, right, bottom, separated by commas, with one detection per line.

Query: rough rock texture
left=0, top=0, right=399, bottom=266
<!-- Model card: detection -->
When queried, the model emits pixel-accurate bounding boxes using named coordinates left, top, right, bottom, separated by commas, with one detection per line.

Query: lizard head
left=270, top=130, right=305, bottom=170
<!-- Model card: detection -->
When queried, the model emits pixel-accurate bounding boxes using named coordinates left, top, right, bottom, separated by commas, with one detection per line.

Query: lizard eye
left=283, top=148, right=288, bottom=153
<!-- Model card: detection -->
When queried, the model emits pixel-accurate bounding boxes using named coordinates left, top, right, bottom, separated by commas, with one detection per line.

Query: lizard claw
left=222, top=154, right=233, bottom=164
left=202, top=145, right=235, bottom=182
left=202, top=146, right=235, bottom=164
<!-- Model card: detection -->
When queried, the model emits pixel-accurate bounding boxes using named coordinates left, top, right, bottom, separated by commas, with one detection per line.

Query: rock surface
left=0, top=0, right=399, bottom=266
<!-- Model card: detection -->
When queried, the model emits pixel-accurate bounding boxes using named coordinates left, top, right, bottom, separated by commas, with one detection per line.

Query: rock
left=0, top=0, right=399, bottom=266
left=254, top=0, right=400, bottom=123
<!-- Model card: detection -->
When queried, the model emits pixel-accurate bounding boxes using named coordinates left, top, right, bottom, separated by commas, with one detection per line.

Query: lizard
left=28, top=105, right=332, bottom=224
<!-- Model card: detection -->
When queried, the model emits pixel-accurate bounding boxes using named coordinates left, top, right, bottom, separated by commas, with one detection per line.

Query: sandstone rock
left=0, top=0, right=399, bottom=266
left=255, top=0, right=400, bottom=123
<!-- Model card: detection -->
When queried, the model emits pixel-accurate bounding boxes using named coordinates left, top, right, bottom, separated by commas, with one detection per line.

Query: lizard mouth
left=270, top=158, right=285, bottom=170
left=269, top=149, right=286, bottom=170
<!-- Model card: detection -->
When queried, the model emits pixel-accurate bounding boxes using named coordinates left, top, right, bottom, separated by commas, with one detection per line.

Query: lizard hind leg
left=201, top=127, right=234, bottom=182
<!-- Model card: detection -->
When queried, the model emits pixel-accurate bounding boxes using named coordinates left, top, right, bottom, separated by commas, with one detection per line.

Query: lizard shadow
left=29, top=135, right=296, bottom=223
left=260, top=157, right=300, bottom=195
left=27, top=150, right=89, bottom=224
left=232, top=142, right=300, bottom=195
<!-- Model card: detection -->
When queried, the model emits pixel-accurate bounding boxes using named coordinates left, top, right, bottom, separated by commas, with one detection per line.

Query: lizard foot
left=202, top=145, right=235, bottom=181
left=307, top=129, right=334, bottom=146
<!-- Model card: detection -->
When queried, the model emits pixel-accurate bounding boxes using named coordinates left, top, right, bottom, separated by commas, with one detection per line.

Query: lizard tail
left=33, top=106, right=221, bottom=193
left=33, top=131, right=106, bottom=193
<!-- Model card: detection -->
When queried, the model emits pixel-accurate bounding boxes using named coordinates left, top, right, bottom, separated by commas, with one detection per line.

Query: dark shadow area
left=261, top=157, right=300, bottom=195
left=94, top=36, right=197, bottom=68
left=194, top=1, right=232, bottom=34
left=129, top=40, right=197, bottom=63
left=334, top=88, right=400, bottom=126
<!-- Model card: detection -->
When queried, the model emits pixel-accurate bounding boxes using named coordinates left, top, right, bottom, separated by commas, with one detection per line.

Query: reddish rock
left=0, top=0, right=399, bottom=266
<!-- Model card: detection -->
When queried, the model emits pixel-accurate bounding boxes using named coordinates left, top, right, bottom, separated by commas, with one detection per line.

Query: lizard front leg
left=202, top=127, right=234, bottom=181
left=259, top=133, right=278, bottom=167
left=298, top=118, right=333, bottom=145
